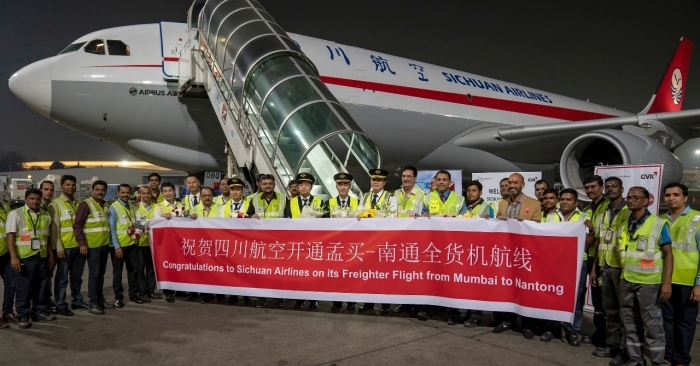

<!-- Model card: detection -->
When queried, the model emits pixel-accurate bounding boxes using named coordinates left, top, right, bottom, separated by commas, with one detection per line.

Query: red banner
left=150, top=217, right=585, bottom=322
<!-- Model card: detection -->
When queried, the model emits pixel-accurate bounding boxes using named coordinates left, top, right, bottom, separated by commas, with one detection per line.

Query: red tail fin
left=642, top=37, right=693, bottom=114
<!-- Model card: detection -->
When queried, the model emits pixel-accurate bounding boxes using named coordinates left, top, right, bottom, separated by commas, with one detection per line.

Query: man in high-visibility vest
left=285, top=172, right=326, bottom=310
left=135, top=186, right=160, bottom=302
left=660, top=182, right=700, bottom=366
left=590, top=176, right=628, bottom=362
left=534, top=179, right=548, bottom=205
left=147, top=172, right=164, bottom=203
left=394, top=165, right=424, bottom=218
left=581, top=175, right=608, bottom=347
left=213, top=178, right=231, bottom=206
left=109, top=184, right=141, bottom=307
left=0, top=198, right=15, bottom=327
left=328, top=172, right=360, bottom=312
left=48, top=174, right=85, bottom=317
left=421, top=170, right=466, bottom=218
left=540, top=188, right=558, bottom=222
left=618, top=186, right=673, bottom=366
left=454, top=180, right=496, bottom=327
left=154, top=182, right=182, bottom=303
left=358, top=168, right=395, bottom=314
left=73, top=180, right=113, bottom=315
left=543, top=188, right=592, bottom=345
left=246, top=174, right=286, bottom=307
left=39, top=180, right=58, bottom=313
left=6, top=188, right=56, bottom=328
left=222, top=178, right=252, bottom=306
left=190, top=187, right=225, bottom=304
left=183, top=174, right=202, bottom=217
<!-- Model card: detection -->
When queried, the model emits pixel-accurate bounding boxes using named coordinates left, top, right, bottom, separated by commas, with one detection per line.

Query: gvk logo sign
left=640, top=172, right=658, bottom=180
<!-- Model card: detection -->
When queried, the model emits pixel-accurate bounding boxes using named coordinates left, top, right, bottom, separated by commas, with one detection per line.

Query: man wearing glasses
left=617, top=186, right=673, bottom=366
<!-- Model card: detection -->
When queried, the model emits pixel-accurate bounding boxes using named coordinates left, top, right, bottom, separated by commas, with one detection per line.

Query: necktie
left=341, top=200, right=346, bottom=207
left=302, top=199, right=308, bottom=207
left=233, top=202, right=241, bottom=211
left=193, top=195, right=198, bottom=206
left=371, top=194, right=378, bottom=208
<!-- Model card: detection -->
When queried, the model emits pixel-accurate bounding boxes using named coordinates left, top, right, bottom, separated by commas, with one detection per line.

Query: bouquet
left=461, top=213, right=476, bottom=218
left=300, top=204, right=328, bottom=218
left=127, top=224, right=142, bottom=241
left=233, top=211, right=248, bottom=219
left=171, top=204, right=188, bottom=217
left=374, top=204, right=397, bottom=218
left=330, top=205, right=355, bottom=218
left=359, top=208, right=376, bottom=218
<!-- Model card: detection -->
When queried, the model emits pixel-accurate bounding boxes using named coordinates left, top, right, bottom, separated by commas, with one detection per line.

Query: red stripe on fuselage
left=163, top=57, right=179, bottom=62
left=87, top=65, right=162, bottom=68
left=320, top=76, right=615, bottom=122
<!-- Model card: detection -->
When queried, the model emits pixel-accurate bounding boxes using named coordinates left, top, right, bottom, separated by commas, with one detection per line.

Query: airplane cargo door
left=160, top=22, right=187, bottom=82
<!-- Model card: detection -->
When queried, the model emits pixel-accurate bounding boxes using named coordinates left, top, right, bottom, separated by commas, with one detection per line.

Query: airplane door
left=160, top=22, right=186, bottom=82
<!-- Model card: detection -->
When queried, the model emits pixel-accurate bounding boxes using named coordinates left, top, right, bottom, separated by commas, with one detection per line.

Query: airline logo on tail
left=672, top=68, right=683, bottom=105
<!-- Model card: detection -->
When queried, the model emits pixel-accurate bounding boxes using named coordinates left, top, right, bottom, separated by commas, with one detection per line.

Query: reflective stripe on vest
left=394, top=188, right=424, bottom=217
left=213, top=195, right=231, bottom=206
left=84, top=198, right=109, bottom=248
left=664, top=211, right=700, bottom=286
left=423, top=191, right=464, bottom=216
left=223, top=200, right=250, bottom=218
left=53, top=196, right=80, bottom=249
left=467, top=202, right=489, bottom=217
left=136, top=202, right=154, bottom=246
left=251, top=193, right=285, bottom=218
left=290, top=196, right=323, bottom=218
left=362, top=191, right=390, bottom=209
left=619, top=216, right=666, bottom=284
left=328, top=196, right=359, bottom=216
left=15, top=207, right=50, bottom=259
left=111, top=201, right=136, bottom=247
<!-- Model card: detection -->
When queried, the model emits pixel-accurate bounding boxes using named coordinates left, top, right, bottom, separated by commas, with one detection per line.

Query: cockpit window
left=107, top=40, right=130, bottom=56
left=84, top=39, right=105, bottom=55
left=58, top=42, right=86, bottom=55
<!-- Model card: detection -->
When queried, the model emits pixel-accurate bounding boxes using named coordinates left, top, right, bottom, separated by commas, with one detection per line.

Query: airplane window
left=107, top=40, right=130, bottom=56
left=84, top=39, right=105, bottom=55
left=58, top=42, right=86, bottom=55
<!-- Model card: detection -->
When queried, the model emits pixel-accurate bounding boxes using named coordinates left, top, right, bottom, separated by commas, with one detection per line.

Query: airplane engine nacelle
left=560, top=129, right=683, bottom=198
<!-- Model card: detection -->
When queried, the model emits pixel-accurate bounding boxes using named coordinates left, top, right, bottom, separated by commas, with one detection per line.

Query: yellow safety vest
left=328, top=196, right=359, bottom=214
left=136, top=202, right=155, bottom=247
left=584, top=199, right=609, bottom=260
left=597, top=205, right=629, bottom=268
left=394, top=188, right=424, bottom=217
left=423, top=191, right=464, bottom=216
left=183, top=193, right=201, bottom=214
left=662, top=209, right=700, bottom=286
left=83, top=197, right=110, bottom=249
left=213, top=195, right=231, bottom=206
left=153, top=191, right=164, bottom=203
left=111, top=201, right=136, bottom=247
left=15, top=207, right=50, bottom=259
left=223, top=199, right=250, bottom=218
left=194, top=203, right=222, bottom=218
left=289, top=196, right=323, bottom=218
left=251, top=192, right=286, bottom=218
left=0, top=202, right=10, bottom=256
left=51, top=196, right=80, bottom=250
left=619, top=215, right=667, bottom=285
left=546, top=209, right=587, bottom=260
left=466, top=201, right=490, bottom=218
left=361, top=191, right=391, bottom=209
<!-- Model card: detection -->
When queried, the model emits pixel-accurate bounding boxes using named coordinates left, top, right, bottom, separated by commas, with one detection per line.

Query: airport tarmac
left=1, top=261, right=698, bottom=366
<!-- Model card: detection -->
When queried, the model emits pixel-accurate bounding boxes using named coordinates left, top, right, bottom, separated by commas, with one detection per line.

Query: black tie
left=193, top=195, right=198, bottom=206
left=371, top=194, right=378, bottom=208
left=302, top=199, right=308, bottom=207
left=233, top=202, right=241, bottom=211
left=341, top=200, right=346, bottom=207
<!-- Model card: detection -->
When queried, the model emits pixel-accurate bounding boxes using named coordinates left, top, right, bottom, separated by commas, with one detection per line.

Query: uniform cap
left=334, top=172, right=353, bottom=183
left=369, top=168, right=388, bottom=179
left=295, top=172, right=315, bottom=184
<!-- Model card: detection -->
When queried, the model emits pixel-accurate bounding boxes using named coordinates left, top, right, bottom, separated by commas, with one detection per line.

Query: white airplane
left=8, top=0, right=698, bottom=193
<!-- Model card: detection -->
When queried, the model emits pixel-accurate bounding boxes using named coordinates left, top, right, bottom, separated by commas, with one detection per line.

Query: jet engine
left=559, top=129, right=683, bottom=197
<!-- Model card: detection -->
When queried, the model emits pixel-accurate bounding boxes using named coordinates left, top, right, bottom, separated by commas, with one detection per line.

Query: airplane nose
left=9, top=58, right=52, bottom=118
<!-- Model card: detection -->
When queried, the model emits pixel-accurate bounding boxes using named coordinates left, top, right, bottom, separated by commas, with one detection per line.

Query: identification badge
left=429, top=203, right=439, bottom=213
left=604, top=230, right=613, bottom=243
left=636, top=237, right=648, bottom=252
left=31, top=238, right=41, bottom=250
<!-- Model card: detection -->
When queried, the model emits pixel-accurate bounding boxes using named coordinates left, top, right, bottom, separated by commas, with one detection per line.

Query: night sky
left=3, top=1, right=700, bottom=167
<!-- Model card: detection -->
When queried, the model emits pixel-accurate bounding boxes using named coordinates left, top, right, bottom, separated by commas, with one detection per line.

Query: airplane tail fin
left=640, top=37, right=693, bottom=114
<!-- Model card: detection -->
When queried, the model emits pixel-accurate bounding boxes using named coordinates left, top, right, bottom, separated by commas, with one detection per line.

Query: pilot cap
left=369, top=168, right=388, bottom=179
left=334, top=172, right=353, bottom=183
left=295, top=172, right=315, bottom=184
left=228, top=177, right=245, bottom=188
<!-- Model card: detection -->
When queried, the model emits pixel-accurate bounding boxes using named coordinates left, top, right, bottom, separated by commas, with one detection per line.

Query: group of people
left=0, top=167, right=697, bottom=366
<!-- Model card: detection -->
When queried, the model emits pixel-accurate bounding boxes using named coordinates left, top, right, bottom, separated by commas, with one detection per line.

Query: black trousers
left=44, top=248, right=57, bottom=307
left=54, top=247, right=86, bottom=309
left=14, top=254, right=48, bottom=319
left=587, top=258, right=606, bottom=342
left=112, top=245, right=139, bottom=300
left=87, top=246, right=108, bottom=306
left=137, top=246, right=157, bottom=296
left=662, top=284, right=698, bottom=365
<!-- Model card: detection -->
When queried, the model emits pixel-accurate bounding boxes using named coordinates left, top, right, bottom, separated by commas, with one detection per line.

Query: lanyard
left=25, top=207, right=41, bottom=237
